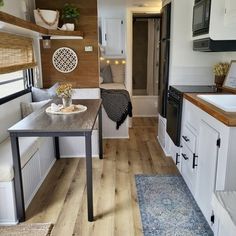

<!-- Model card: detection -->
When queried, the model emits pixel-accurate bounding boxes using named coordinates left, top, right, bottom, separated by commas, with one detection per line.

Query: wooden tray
left=46, top=104, right=87, bottom=115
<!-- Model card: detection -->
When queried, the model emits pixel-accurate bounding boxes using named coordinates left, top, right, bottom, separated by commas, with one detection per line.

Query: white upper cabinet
left=102, top=18, right=125, bottom=57
left=224, top=0, right=236, bottom=26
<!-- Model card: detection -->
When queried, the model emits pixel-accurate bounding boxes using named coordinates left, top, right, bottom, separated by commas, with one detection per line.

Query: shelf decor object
left=213, top=62, right=230, bottom=88
left=223, top=60, right=236, bottom=91
left=34, top=9, right=59, bottom=30
left=61, top=3, right=80, bottom=30
left=46, top=104, right=87, bottom=114
left=0, top=11, right=84, bottom=38
left=52, top=47, right=78, bottom=73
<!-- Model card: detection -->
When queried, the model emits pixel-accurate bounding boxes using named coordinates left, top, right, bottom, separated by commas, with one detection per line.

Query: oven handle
left=181, top=153, right=188, bottom=160
left=182, top=135, right=190, bottom=142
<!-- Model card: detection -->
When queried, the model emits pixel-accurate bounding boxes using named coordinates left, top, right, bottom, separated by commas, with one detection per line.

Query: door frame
left=125, top=6, right=161, bottom=97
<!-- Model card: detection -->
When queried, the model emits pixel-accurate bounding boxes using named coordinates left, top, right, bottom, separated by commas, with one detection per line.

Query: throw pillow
left=99, top=76, right=104, bottom=84
left=31, top=83, right=59, bottom=102
left=21, top=99, right=52, bottom=118
left=101, top=65, right=113, bottom=83
left=110, top=64, right=125, bottom=83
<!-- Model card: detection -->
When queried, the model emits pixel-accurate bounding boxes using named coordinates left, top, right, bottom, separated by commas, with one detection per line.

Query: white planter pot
left=34, top=9, right=59, bottom=30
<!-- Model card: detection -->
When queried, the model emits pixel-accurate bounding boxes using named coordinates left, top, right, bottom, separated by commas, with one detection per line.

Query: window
left=0, top=69, right=33, bottom=104
left=0, top=32, right=36, bottom=104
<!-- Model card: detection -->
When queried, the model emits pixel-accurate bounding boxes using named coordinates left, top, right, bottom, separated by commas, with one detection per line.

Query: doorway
left=132, top=14, right=160, bottom=117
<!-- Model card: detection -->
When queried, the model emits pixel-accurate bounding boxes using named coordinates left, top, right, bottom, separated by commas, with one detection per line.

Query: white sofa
left=0, top=92, right=55, bottom=225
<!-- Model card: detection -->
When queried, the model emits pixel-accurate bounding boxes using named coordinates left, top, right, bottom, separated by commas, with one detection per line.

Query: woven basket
left=34, top=9, right=59, bottom=30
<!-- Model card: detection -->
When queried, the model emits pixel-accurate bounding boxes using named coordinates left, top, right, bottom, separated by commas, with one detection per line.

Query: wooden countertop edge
left=184, top=93, right=236, bottom=127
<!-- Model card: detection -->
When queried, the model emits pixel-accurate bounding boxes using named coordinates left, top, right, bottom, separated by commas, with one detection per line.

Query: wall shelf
left=0, top=11, right=84, bottom=38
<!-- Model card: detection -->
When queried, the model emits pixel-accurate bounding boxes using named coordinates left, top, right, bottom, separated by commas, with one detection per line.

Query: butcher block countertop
left=184, top=93, right=236, bottom=127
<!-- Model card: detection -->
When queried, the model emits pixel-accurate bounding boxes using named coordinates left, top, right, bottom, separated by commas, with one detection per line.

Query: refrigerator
left=158, top=3, right=171, bottom=118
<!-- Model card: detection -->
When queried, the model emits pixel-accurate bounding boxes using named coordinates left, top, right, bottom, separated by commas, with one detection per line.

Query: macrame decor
left=52, top=47, right=78, bottom=73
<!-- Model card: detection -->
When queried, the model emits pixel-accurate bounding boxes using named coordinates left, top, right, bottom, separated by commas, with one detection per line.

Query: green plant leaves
left=0, top=0, right=4, bottom=7
left=61, top=3, right=80, bottom=20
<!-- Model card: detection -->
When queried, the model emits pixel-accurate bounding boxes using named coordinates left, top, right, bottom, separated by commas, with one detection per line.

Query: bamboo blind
left=0, top=32, right=37, bottom=74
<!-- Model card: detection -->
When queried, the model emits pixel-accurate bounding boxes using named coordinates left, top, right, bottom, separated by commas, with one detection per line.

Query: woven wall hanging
left=52, top=47, right=78, bottom=73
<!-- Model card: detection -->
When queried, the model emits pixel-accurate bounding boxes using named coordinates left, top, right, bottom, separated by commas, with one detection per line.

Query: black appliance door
left=192, top=0, right=210, bottom=34
left=166, top=95, right=182, bottom=146
left=158, top=39, right=170, bottom=118
left=161, top=3, right=171, bottom=40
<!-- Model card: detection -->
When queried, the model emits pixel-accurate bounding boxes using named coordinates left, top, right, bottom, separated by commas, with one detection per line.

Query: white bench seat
left=0, top=137, right=39, bottom=182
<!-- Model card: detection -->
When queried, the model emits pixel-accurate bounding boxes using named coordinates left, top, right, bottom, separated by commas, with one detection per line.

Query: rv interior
left=0, top=0, right=236, bottom=235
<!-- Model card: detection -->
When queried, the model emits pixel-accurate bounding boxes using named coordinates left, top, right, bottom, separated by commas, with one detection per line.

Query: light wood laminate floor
left=26, top=117, right=178, bottom=236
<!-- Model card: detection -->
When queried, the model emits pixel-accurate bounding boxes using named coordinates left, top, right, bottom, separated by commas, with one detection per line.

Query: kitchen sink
left=197, top=94, right=236, bottom=112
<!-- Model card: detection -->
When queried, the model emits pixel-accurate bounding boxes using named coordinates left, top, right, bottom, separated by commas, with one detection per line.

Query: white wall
left=98, top=0, right=126, bottom=18
left=168, top=0, right=224, bottom=86
left=0, top=0, right=35, bottom=21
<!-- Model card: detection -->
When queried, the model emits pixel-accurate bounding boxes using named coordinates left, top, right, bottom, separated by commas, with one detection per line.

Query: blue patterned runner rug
left=135, top=175, right=213, bottom=236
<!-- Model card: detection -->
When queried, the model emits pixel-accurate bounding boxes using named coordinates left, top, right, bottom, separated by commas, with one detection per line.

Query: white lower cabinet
left=181, top=99, right=236, bottom=235
left=196, top=120, right=220, bottom=226
left=181, top=143, right=197, bottom=196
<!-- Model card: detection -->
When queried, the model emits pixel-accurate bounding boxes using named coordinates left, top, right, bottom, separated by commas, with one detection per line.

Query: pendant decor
left=52, top=47, right=78, bottom=73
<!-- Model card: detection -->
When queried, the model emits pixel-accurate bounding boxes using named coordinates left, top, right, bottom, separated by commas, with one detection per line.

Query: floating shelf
left=0, top=11, right=84, bottom=38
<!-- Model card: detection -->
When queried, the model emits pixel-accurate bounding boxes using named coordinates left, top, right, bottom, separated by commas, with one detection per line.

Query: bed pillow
left=31, top=83, right=59, bottom=102
left=101, top=65, right=113, bottom=83
left=110, top=64, right=125, bottom=83
left=21, top=99, right=52, bottom=118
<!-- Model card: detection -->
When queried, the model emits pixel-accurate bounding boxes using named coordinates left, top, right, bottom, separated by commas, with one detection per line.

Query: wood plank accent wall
left=36, top=0, right=99, bottom=88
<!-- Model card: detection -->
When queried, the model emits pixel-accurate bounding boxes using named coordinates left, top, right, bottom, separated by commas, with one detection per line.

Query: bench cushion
left=0, top=137, right=39, bottom=182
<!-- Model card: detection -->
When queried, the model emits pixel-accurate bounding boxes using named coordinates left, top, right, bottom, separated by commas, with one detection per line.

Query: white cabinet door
left=225, top=0, right=236, bottom=26
left=196, top=120, right=220, bottom=226
left=103, top=18, right=124, bottom=57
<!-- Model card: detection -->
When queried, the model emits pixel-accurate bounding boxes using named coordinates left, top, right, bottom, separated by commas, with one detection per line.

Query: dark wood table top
left=8, top=99, right=102, bottom=134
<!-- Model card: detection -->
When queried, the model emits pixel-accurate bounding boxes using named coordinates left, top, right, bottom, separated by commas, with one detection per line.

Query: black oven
left=166, top=85, right=217, bottom=147
left=166, top=88, right=182, bottom=147
left=192, top=0, right=211, bottom=36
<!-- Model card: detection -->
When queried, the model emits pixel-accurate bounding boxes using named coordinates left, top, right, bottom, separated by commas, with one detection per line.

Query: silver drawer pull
left=182, top=136, right=190, bottom=142
left=181, top=153, right=188, bottom=160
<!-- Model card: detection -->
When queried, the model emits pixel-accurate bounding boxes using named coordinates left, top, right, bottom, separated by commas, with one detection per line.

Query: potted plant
left=0, top=0, right=4, bottom=7
left=61, top=3, right=80, bottom=30
left=56, top=83, right=74, bottom=108
left=213, top=62, right=230, bottom=88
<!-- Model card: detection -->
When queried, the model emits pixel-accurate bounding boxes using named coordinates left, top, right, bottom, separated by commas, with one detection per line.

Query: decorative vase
left=214, top=75, right=225, bottom=88
left=62, top=97, right=72, bottom=108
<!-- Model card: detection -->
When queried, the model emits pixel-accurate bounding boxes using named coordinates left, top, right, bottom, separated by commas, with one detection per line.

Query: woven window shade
left=0, top=32, right=37, bottom=74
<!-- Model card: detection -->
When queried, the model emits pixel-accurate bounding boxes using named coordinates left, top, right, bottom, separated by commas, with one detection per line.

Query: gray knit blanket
left=101, top=88, right=132, bottom=129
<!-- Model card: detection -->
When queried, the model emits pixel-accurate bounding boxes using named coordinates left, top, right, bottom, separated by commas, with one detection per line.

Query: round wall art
left=52, top=47, right=78, bottom=73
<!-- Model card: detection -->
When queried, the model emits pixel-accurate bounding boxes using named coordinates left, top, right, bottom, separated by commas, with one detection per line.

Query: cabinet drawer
left=182, top=125, right=197, bottom=153
left=184, top=99, right=200, bottom=130
left=181, top=144, right=197, bottom=196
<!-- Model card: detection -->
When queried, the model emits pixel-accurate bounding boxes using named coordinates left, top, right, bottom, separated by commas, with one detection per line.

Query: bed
left=99, top=62, right=131, bottom=138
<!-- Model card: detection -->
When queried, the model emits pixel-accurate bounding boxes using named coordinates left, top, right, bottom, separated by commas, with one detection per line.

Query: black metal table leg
left=85, top=133, right=94, bottom=222
left=10, top=134, right=25, bottom=222
left=98, top=106, right=103, bottom=160
left=54, top=137, right=60, bottom=160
